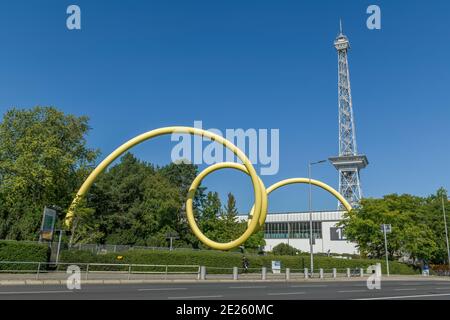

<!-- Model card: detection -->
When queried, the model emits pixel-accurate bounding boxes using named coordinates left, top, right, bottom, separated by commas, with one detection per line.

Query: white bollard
left=360, top=268, right=364, bottom=278
left=286, top=268, right=290, bottom=281
left=262, top=267, right=267, bottom=280
left=319, top=268, right=324, bottom=279
left=347, top=268, right=351, bottom=278
left=200, top=266, right=207, bottom=280
left=233, top=267, right=238, bottom=280
left=304, top=268, right=309, bottom=279
left=332, top=268, right=337, bottom=279
left=376, top=263, right=382, bottom=277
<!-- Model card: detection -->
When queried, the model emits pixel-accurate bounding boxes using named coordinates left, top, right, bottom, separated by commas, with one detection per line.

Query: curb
left=0, top=276, right=448, bottom=286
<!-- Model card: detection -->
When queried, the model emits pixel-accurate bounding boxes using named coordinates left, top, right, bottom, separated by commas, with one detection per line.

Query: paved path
left=1, top=279, right=450, bottom=300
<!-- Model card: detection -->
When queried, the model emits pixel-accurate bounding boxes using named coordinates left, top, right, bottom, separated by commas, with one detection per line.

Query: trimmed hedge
left=59, top=249, right=418, bottom=275
left=0, top=240, right=50, bottom=271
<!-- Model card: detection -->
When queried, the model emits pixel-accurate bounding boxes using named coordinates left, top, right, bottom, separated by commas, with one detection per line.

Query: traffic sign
left=381, top=224, right=392, bottom=234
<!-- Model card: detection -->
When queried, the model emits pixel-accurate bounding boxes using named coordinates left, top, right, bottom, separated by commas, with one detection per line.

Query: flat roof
left=238, top=210, right=346, bottom=223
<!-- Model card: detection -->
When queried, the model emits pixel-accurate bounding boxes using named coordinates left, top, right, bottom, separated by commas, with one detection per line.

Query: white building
left=240, top=211, right=358, bottom=255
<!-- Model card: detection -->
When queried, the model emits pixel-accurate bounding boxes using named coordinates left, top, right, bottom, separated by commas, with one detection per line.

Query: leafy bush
left=59, top=249, right=417, bottom=275
left=271, top=243, right=300, bottom=256
left=0, top=240, right=50, bottom=270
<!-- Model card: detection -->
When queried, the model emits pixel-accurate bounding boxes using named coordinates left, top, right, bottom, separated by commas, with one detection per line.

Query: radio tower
left=329, top=21, right=368, bottom=208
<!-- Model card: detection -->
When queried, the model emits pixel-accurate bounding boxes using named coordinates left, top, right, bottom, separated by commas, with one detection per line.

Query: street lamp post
left=382, top=224, right=390, bottom=277
left=442, top=195, right=450, bottom=269
left=308, top=160, right=327, bottom=276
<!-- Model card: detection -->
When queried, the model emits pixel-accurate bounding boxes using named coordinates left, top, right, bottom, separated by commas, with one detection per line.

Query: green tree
left=212, top=193, right=241, bottom=243
left=68, top=199, right=104, bottom=244
left=340, top=192, right=442, bottom=263
left=198, top=192, right=222, bottom=243
left=0, top=107, right=98, bottom=240
left=201, top=192, right=222, bottom=221
left=200, top=192, right=265, bottom=249
left=159, top=162, right=206, bottom=208
left=78, top=153, right=208, bottom=248
left=224, top=193, right=238, bottom=219
left=158, top=162, right=206, bottom=247
left=243, top=228, right=266, bottom=250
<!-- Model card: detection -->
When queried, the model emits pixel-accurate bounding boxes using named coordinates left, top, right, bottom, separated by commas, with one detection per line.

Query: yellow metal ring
left=186, top=162, right=267, bottom=250
left=64, top=127, right=264, bottom=252
left=64, top=126, right=352, bottom=252
left=194, top=164, right=352, bottom=232
left=259, top=177, right=352, bottom=213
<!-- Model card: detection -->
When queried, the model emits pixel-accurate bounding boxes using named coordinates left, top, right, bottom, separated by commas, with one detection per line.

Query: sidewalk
left=0, top=273, right=447, bottom=286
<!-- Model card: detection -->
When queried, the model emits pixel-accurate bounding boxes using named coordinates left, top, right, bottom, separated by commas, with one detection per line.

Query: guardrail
left=0, top=261, right=386, bottom=282
left=199, top=267, right=368, bottom=281
left=0, top=261, right=200, bottom=281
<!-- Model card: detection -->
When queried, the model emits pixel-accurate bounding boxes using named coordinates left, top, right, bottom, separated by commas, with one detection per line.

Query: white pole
left=442, top=196, right=450, bottom=269
left=308, top=163, right=314, bottom=276
left=383, top=225, right=390, bottom=277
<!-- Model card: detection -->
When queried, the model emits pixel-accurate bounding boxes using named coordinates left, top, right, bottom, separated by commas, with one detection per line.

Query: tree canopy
left=0, top=107, right=98, bottom=240
left=339, top=189, right=449, bottom=264
left=0, top=106, right=265, bottom=250
left=4, top=106, right=447, bottom=259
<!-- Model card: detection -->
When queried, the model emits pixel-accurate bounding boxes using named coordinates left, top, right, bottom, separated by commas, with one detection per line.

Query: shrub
left=0, top=240, right=50, bottom=271
left=59, top=249, right=417, bottom=275
left=271, top=243, right=300, bottom=256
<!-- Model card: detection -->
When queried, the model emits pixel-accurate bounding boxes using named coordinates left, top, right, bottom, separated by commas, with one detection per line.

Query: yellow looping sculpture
left=265, top=178, right=352, bottom=212
left=65, top=126, right=352, bottom=251
left=186, top=162, right=267, bottom=250
left=190, top=163, right=353, bottom=243
left=64, top=126, right=265, bottom=252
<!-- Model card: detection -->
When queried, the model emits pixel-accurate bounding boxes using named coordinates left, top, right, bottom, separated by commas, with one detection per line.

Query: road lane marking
left=394, top=288, right=417, bottom=291
left=138, top=288, right=187, bottom=291
left=268, top=292, right=306, bottom=296
left=168, top=295, right=223, bottom=300
left=290, top=285, right=328, bottom=288
left=228, top=286, right=267, bottom=289
left=435, top=288, right=450, bottom=290
left=0, top=290, right=72, bottom=295
left=355, top=293, right=450, bottom=300
left=339, top=289, right=367, bottom=293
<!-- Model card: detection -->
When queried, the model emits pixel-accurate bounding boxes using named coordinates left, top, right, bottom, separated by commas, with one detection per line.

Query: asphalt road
left=1, top=280, right=450, bottom=300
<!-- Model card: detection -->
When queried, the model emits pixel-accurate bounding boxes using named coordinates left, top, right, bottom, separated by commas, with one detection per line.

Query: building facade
left=239, top=211, right=358, bottom=255
left=262, top=211, right=358, bottom=254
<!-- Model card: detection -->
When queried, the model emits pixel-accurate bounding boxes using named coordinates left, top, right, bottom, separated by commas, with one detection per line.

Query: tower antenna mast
left=329, top=21, right=369, bottom=209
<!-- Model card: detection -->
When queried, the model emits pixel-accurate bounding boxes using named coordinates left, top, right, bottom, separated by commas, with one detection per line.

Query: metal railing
left=0, top=261, right=389, bottom=282
left=0, top=261, right=200, bottom=281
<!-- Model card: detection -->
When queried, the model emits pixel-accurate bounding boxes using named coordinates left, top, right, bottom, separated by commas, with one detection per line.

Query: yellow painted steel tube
left=185, top=162, right=267, bottom=250
left=190, top=164, right=351, bottom=251
left=264, top=178, right=352, bottom=212
left=64, top=127, right=265, bottom=251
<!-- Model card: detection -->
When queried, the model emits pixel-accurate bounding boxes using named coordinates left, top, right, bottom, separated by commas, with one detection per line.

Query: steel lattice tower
left=329, top=22, right=368, bottom=209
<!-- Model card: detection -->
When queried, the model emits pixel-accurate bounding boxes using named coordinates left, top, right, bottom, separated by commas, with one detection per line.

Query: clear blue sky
left=0, top=0, right=449, bottom=213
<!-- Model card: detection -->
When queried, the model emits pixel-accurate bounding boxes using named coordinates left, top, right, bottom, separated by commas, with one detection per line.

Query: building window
left=264, top=222, right=322, bottom=240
